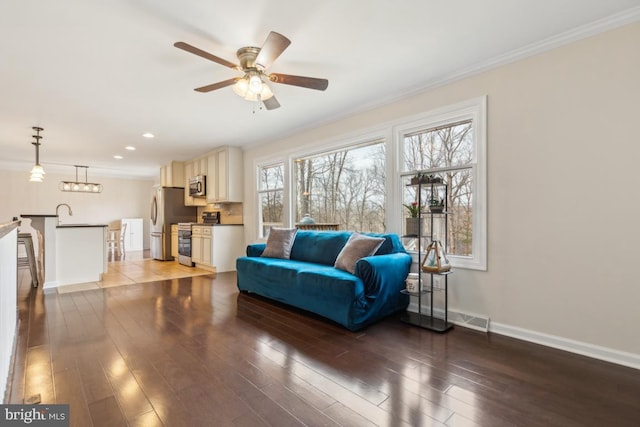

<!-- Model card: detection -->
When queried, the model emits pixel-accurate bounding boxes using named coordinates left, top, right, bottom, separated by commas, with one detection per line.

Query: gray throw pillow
left=334, top=232, right=385, bottom=274
left=261, top=227, right=298, bottom=259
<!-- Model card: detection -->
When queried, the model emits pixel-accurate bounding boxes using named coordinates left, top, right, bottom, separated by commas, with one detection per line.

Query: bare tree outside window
left=294, top=141, right=386, bottom=232
left=258, top=163, right=284, bottom=237
left=403, top=121, right=474, bottom=256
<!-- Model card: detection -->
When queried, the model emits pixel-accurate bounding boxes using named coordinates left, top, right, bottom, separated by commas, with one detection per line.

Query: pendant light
left=59, top=165, right=103, bottom=193
left=29, top=127, right=45, bottom=182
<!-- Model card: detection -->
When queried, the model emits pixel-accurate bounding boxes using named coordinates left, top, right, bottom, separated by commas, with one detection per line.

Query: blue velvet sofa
left=236, top=230, right=412, bottom=331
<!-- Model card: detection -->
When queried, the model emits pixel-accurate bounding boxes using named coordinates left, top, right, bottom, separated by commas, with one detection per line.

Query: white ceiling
left=1, top=1, right=639, bottom=179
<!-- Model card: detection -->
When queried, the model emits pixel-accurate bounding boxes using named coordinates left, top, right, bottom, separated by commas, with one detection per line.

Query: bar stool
left=107, top=222, right=127, bottom=257
left=17, top=233, right=39, bottom=287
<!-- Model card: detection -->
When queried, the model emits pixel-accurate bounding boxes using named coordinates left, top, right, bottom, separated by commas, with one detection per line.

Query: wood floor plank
left=8, top=261, right=640, bottom=427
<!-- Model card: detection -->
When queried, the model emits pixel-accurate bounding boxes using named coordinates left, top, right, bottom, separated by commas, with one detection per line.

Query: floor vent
left=448, top=310, right=490, bottom=332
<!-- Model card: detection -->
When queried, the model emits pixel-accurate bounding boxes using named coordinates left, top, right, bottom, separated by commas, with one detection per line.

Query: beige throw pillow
left=261, top=227, right=298, bottom=259
left=334, top=232, right=385, bottom=274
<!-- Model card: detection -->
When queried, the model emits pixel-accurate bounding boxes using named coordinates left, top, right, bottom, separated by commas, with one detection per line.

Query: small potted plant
left=403, top=202, right=422, bottom=236
left=428, top=197, right=445, bottom=213
left=403, top=202, right=421, bottom=218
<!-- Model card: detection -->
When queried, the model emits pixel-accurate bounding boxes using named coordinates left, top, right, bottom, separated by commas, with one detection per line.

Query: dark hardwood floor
left=7, top=268, right=640, bottom=426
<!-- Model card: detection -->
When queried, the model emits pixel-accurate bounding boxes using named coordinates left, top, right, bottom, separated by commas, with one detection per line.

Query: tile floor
left=56, top=251, right=214, bottom=294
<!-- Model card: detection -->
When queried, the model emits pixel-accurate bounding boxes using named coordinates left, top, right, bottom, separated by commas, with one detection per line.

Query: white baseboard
left=405, top=303, right=640, bottom=370
left=490, top=322, right=640, bottom=371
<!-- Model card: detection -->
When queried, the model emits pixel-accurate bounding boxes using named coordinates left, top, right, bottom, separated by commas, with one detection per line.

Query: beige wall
left=242, top=22, right=640, bottom=360
left=0, top=170, right=155, bottom=248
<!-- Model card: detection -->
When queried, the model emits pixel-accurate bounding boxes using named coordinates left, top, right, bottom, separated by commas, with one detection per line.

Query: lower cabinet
left=191, top=226, right=212, bottom=266
left=191, top=225, right=243, bottom=272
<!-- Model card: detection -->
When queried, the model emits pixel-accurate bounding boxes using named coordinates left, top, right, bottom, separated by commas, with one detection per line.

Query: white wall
left=0, top=170, right=155, bottom=249
left=242, top=22, right=640, bottom=362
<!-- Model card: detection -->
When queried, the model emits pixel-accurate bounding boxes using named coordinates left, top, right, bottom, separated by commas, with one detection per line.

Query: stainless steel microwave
left=189, top=175, right=206, bottom=197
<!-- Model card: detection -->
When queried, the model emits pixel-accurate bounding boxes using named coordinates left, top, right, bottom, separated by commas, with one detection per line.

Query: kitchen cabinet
left=191, top=225, right=211, bottom=266
left=121, top=218, right=143, bottom=251
left=170, top=224, right=178, bottom=258
left=206, top=146, right=243, bottom=203
left=160, top=161, right=185, bottom=188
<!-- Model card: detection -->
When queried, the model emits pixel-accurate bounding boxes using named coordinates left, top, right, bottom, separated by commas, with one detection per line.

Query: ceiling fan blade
left=174, top=41, right=238, bottom=69
left=263, top=96, right=281, bottom=110
left=269, top=73, right=329, bottom=91
left=194, top=78, right=239, bottom=93
left=255, top=32, right=291, bottom=70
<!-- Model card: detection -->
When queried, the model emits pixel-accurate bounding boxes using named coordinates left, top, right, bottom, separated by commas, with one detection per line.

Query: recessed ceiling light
left=142, top=132, right=154, bottom=138
left=113, top=155, right=123, bottom=160
left=125, top=146, right=136, bottom=151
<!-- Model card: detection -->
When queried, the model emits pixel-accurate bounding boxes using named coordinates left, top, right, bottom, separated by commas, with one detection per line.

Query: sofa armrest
left=355, top=252, right=412, bottom=296
left=247, top=243, right=266, bottom=257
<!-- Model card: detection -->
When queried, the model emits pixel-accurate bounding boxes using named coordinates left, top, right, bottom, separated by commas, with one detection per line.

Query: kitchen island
left=21, top=215, right=109, bottom=290
left=56, top=224, right=108, bottom=287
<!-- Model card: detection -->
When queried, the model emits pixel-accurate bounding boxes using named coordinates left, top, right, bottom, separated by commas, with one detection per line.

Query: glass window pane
left=294, top=141, right=386, bottom=232
left=258, top=163, right=284, bottom=238
left=403, top=120, right=473, bottom=171
left=401, top=119, right=475, bottom=258
left=259, top=163, right=283, bottom=191
left=447, top=169, right=473, bottom=257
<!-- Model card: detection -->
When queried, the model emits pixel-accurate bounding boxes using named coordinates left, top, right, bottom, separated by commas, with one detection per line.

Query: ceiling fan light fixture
left=232, top=78, right=249, bottom=97
left=233, top=74, right=274, bottom=102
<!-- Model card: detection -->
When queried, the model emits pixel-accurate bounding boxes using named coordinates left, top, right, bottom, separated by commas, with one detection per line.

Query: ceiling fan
left=174, top=31, right=328, bottom=110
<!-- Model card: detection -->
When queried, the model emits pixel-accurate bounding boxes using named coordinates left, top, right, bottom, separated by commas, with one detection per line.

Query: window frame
left=251, top=96, right=487, bottom=270
left=394, top=96, right=487, bottom=270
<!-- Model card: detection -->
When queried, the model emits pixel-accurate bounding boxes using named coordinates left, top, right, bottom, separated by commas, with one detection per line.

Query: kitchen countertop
left=21, top=214, right=58, bottom=217
left=0, top=220, right=20, bottom=239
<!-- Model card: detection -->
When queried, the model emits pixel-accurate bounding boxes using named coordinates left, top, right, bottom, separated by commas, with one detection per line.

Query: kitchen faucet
left=56, top=203, right=73, bottom=217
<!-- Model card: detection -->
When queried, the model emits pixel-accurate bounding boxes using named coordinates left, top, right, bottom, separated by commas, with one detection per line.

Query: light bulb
left=249, top=74, right=263, bottom=94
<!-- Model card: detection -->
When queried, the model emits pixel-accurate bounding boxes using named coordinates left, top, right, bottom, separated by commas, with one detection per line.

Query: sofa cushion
left=289, top=231, right=350, bottom=265
left=334, top=232, right=385, bottom=274
left=261, top=227, right=298, bottom=259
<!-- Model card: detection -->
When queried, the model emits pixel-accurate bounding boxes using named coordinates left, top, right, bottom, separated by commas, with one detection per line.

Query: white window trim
left=250, top=96, right=487, bottom=271
left=393, top=96, right=487, bottom=271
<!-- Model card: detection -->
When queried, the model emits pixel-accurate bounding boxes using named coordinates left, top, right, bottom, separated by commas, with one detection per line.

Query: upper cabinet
left=160, top=161, right=185, bottom=188
left=206, top=146, right=243, bottom=203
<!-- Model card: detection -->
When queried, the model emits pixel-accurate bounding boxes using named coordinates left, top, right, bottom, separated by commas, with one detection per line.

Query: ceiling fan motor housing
left=236, top=47, right=261, bottom=70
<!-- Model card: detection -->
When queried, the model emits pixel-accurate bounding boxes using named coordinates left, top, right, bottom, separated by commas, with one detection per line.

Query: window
left=399, top=97, right=487, bottom=270
left=257, top=162, right=284, bottom=238
left=293, top=140, right=386, bottom=232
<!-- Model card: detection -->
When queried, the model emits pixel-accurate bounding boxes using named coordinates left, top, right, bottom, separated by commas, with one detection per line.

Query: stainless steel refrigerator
left=150, top=186, right=197, bottom=261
